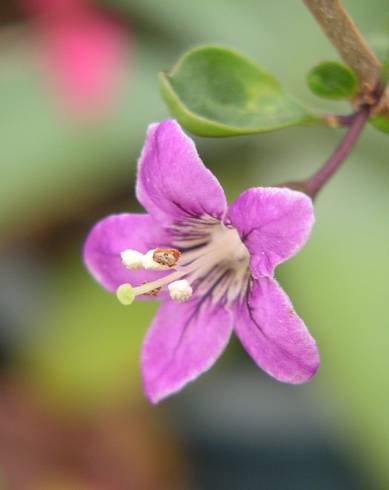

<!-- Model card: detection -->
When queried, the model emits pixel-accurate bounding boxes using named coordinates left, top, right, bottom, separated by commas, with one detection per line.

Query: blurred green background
left=1, top=1, right=389, bottom=488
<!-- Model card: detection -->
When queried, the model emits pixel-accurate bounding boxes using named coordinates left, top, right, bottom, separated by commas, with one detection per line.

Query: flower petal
left=83, top=213, right=171, bottom=292
left=227, top=187, right=314, bottom=277
left=141, top=299, right=232, bottom=403
left=235, top=277, right=319, bottom=383
left=136, top=119, right=227, bottom=224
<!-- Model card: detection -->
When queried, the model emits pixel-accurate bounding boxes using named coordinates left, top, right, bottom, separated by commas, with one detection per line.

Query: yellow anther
left=116, top=283, right=135, bottom=305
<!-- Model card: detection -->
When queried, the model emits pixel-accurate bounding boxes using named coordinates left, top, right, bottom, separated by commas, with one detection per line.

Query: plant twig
left=281, top=3, right=381, bottom=199
left=303, top=0, right=381, bottom=87
left=304, top=106, right=370, bottom=198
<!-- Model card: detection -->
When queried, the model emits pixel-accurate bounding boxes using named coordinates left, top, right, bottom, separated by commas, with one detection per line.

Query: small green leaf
left=307, top=61, right=358, bottom=99
left=370, top=115, right=389, bottom=134
left=159, top=45, right=316, bottom=137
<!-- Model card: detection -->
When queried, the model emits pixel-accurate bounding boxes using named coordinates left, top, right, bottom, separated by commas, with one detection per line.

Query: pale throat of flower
left=116, top=225, right=250, bottom=306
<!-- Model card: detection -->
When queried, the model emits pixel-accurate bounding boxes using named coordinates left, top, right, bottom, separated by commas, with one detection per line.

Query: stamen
left=133, top=269, right=185, bottom=296
left=116, top=224, right=250, bottom=305
left=142, top=250, right=167, bottom=270
left=142, top=248, right=180, bottom=270
left=168, top=280, right=193, bottom=302
left=121, top=249, right=144, bottom=270
left=116, top=283, right=135, bottom=305
left=153, top=248, right=181, bottom=267
left=133, top=248, right=224, bottom=297
left=140, top=282, right=161, bottom=296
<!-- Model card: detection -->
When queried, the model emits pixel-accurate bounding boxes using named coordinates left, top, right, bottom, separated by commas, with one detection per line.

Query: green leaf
left=370, top=114, right=389, bottom=134
left=307, top=61, right=358, bottom=99
left=159, top=45, right=316, bottom=137
left=371, top=44, right=389, bottom=135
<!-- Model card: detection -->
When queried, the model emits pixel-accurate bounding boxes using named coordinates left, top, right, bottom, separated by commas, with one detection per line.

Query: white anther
left=168, top=280, right=193, bottom=302
left=121, top=249, right=144, bottom=270
left=142, top=249, right=170, bottom=270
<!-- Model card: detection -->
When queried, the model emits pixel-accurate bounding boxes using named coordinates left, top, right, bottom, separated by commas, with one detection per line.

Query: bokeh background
left=1, top=0, right=389, bottom=488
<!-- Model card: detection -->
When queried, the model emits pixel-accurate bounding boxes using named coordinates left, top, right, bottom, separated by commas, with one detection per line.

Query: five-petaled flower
left=83, top=119, right=319, bottom=403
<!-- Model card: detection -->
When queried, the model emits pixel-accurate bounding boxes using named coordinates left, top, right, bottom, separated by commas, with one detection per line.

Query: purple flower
left=84, top=119, right=319, bottom=403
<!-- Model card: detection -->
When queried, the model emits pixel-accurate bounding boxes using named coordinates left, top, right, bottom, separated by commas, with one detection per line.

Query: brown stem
left=303, top=0, right=381, bottom=87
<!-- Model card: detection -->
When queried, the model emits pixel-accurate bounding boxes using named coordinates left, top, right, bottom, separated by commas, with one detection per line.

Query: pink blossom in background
left=21, top=0, right=83, bottom=13
left=20, top=0, right=129, bottom=119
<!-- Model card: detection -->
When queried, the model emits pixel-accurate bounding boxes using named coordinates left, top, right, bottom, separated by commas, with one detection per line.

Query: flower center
left=117, top=222, right=250, bottom=305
